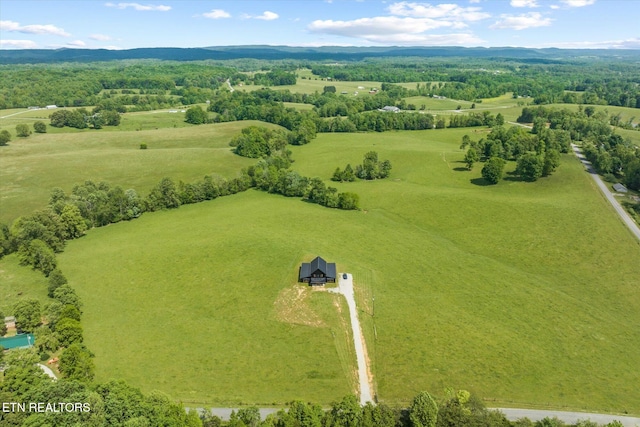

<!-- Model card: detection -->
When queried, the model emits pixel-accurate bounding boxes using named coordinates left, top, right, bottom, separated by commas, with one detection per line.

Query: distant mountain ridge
left=1, top=45, right=639, bottom=64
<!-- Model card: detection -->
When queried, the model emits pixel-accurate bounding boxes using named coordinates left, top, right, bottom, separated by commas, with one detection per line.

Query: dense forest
left=2, top=51, right=640, bottom=109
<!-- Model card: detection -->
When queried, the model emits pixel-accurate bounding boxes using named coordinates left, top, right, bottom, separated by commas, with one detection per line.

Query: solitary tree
left=16, top=123, right=31, bottom=137
left=459, top=134, right=471, bottom=150
left=481, top=157, right=506, bottom=184
left=464, top=147, right=479, bottom=170
left=33, top=121, right=47, bottom=133
left=184, top=106, right=208, bottom=125
left=0, top=129, right=11, bottom=146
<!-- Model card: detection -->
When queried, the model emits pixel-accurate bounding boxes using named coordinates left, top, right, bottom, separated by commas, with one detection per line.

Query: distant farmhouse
left=299, top=256, right=336, bottom=286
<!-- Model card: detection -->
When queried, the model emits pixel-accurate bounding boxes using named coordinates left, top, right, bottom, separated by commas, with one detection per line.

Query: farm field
left=56, top=127, right=640, bottom=412
left=237, top=78, right=383, bottom=96
left=0, top=120, right=270, bottom=224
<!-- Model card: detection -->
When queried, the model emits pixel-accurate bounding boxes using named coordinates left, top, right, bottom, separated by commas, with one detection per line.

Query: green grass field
left=0, top=120, right=272, bottom=224
left=0, top=254, right=49, bottom=314
left=237, top=78, right=383, bottom=97
left=50, top=127, right=640, bottom=412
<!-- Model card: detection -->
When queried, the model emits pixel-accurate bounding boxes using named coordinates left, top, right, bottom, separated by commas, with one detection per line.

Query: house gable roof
left=299, top=256, right=336, bottom=280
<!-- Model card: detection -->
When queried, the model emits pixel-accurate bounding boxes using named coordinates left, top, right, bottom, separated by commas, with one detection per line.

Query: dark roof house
left=299, top=256, right=336, bottom=286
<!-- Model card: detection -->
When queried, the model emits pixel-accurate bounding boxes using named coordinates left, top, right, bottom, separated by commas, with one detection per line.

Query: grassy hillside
left=57, top=128, right=640, bottom=412
left=0, top=120, right=272, bottom=224
left=0, top=254, right=49, bottom=314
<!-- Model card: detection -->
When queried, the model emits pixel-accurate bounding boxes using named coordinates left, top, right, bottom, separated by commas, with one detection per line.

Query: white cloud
left=255, top=11, right=279, bottom=21
left=241, top=11, right=279, bottom=20
left=203, top=9, right=231, bottom=19
left=308, top=2, right=492, bottom=45
left=510, top=0, right=539, bottom=7
left=490, top=12, right=552, bottom=30
left=67, top=40, right=86, bottom=47
left=89, top=34, right=112, bottom=41
left=0, top=39, right=38, bottom=49
left=105, top=2, right=171, bottom=11
left=0, top=20, right=70, bottom=37
left=310, top=16, right=456, bottom=37
left=560, top=0, right=596, bottom=6
left=387, top=2, right=490, bottom=21
left=309, top=16, right=483, bottom=45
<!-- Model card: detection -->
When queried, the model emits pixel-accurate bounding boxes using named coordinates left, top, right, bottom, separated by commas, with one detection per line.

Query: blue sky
left=1, top=0, right=638, bottom=50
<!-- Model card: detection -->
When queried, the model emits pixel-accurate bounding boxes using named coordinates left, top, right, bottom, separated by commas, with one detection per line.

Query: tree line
left=229, top=126, right=361, bottom=210
left=0, top=62, right=239, bottom=109
left=310, top=58, right=640, bottom=108
left=518, top=106, right=640, bottom=191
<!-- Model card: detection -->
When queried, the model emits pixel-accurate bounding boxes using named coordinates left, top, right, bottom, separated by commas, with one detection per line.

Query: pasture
left=237, top=78, right=382, bottom=97
left=0, top=120, right=269, bottom=224
left=53, top=127, right=640, bottom=412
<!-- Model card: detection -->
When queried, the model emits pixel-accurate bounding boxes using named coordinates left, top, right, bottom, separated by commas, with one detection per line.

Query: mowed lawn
left=56, top=127, right=640, bottom=412
left=0, top=120, right=267, bottom=224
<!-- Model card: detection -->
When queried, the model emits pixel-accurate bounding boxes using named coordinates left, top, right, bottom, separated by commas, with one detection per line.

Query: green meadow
left=0, top=254, right=48, bottom=315
left=46, top=126, right=640, bottom=412
left=0, top=120, right=272, bottom=224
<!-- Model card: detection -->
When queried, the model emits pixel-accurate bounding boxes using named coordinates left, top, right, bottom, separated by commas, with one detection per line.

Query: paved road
left=196, top=407, right=639, bottom=425
left=37, top=363, right=57, bottom=380
left=496, top=408, right=640, bottom=427
left=571, top=144, right=640, bottom=242
left=329, top=273, right=373, bottom=405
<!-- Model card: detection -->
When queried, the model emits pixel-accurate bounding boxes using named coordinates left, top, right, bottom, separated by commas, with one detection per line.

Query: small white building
left=380, top=106, right=400, bottom=113
left=46, top=105, right=58, bottom=109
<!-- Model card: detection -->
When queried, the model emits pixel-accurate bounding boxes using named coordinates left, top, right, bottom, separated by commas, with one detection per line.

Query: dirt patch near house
left=273, top=284, right=326, bottom=328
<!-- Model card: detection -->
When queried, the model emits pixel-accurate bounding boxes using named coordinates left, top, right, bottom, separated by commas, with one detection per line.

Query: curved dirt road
left=330, top=273, right=373, bottom=405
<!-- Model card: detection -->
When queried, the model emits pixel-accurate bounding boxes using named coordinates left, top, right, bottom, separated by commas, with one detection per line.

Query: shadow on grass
left=453, top=167, right=469, bottom=172
left=503, top=171, right=526, bottom=182
left=470, top=177, right=493, bottom=186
